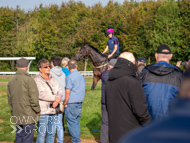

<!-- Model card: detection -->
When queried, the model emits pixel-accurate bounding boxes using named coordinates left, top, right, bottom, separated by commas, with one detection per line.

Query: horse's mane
left=87, top=44, right=108, bottom=57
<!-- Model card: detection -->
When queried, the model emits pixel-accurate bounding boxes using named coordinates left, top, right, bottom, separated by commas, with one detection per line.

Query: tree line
left=0, top=0, right=189, bottom=71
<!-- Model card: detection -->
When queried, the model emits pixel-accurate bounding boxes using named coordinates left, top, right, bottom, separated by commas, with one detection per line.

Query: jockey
left=102, top=28, right=119, bottom=60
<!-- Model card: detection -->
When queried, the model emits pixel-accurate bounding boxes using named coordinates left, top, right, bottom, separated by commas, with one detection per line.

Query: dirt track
left=0, top=136, right=100, bottom=143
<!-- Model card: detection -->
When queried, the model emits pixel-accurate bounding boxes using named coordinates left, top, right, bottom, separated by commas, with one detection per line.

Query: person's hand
left=185, top=62, right=189, bottom=69
left=37, top=113, right=40, bottom=115
left=55, top=97, right=61, bottom=103
left=176, top=61, right=181, bottom=67
left=108, top=54, right=112, bottom=59
left=52, top=101, right=59, bottom=108
left=64, top=104, right=67, bottom=108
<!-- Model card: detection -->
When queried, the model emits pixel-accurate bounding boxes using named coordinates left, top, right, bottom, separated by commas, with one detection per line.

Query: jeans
left=56, top=113, right=64, bottom=143
left=15, top=123, right=35, bottom=143
left=36, top=114, right=58, bottom=143
left=65, top=103, right=82, bottom=143
left=100, top=104, right=109, bottom=143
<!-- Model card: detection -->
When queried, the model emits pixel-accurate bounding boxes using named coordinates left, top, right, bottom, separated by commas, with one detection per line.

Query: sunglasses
left=42, top=66, right=50, bottom=69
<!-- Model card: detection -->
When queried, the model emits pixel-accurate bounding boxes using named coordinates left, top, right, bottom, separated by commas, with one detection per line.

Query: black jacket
left=105, top=58, right=151, bottom=143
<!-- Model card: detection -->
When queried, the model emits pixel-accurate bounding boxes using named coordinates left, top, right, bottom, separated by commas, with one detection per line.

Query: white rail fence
left=0, top=57, right=93, bottom=76
left=0, top=71, right=93, bottom=76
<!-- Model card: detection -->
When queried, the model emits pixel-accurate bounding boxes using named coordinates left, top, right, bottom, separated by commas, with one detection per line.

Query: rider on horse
left=102, top=28, right=119, bottom=60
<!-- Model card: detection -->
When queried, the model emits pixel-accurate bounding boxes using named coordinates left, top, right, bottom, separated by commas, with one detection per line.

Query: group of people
left=100, top=43, right=190, bottom=143
left=7, top=27, right=190, bottom=143
left=7, top=57, right=85, bottom=143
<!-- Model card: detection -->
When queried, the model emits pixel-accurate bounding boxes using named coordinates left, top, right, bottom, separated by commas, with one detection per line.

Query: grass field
left=0, top=78, right=99, bottom=83
left=0, top=78, right=10, bottom=82
left=0, top=84, right=102, bottom=141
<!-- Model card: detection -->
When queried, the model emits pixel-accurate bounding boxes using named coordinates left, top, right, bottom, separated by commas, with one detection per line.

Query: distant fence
left=0, top=57, right=94, bottom=77
left=0, top=71, right=93, bottom=76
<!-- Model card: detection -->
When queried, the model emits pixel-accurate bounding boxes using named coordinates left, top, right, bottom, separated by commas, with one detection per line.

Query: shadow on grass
left=86, top=112, right=101, bottom=143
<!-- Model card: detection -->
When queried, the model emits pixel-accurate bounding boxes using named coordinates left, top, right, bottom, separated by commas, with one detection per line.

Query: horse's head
left=75, top=43, right=89, bottom=61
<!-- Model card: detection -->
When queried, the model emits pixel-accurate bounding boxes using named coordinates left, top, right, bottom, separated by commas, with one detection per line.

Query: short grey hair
left=68, top=60, right=77, bottom=70
left=157, top=53, right=172, bottom=60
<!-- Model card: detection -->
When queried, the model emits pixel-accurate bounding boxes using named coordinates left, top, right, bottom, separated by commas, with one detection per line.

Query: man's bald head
left=68, top=60, right=77, bottom=71
left=119, top=52, right=136, bottom=64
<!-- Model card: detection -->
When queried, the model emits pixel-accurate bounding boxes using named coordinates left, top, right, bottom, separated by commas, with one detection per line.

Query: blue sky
left=0, top=0, right=126, bottom=11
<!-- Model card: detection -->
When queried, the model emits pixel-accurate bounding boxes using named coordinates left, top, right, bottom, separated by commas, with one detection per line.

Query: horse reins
left=77, top=45, right=109, bottom=69
left=93, top=62, right=109, bottom=69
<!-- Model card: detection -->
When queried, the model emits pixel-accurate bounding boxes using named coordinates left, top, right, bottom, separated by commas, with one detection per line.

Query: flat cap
left=16, top=58, right=29, bottom=68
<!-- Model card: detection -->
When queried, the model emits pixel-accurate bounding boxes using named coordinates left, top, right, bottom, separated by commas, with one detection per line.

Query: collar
left=16, top=69, right=30, bottom=76
left=158, top=61, right=168, bottom=64
left=39, top=72, right=52, bottom=81
left=109, top=36, right=115, bottom=40
left=70, top=69, right=78, bottom=73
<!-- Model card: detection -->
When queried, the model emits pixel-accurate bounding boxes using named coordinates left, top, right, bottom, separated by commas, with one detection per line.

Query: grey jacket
left=50, top=66, right=66, bottom=104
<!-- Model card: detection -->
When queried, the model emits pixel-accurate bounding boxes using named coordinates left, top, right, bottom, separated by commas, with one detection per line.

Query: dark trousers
left=100, top=104, right=109, bottom=143
left=62, top=113, right=66, bottom=131
left=15, top=123, right=35, bottom=143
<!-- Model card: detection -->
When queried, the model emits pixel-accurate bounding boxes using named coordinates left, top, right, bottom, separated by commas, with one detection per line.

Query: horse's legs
left=91, top=76, right=100, bottom=90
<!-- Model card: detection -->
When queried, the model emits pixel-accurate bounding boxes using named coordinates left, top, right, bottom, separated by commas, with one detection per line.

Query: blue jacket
left=140, top=61, right=182, bottom=120
left=62, top=67, right=70, bottom=77
left=107, top=36, right=119, bottom=53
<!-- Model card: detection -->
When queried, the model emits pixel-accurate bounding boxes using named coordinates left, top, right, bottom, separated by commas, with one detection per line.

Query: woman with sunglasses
left=34, top=58, right=63, bottom=143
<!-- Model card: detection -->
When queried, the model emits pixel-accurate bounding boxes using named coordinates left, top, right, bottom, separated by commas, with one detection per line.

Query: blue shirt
left=62, top=67, right=70, bottom=77
left=66, top=69, right=85, bottom=103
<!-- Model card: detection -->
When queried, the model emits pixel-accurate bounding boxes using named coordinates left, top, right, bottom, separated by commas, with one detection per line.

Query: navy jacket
left=119, top=98, right=190, bottom=143
left=107, top=36, right=119, bottom=53
left=140, top=61, right=182, bottom=120
left=101, top=70, right=109, bottom=104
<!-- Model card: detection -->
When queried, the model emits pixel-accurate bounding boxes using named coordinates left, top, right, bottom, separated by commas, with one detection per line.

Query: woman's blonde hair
left=61, top=57, right=70, bottom=68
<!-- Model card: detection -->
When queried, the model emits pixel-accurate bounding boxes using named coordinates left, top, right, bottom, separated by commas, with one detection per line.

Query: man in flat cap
left=7, top=58, right=40, bottom=143
left=139, top=44, right=182, bottom=121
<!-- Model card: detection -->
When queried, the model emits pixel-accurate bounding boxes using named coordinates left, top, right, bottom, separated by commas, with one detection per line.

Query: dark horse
left=75, top=43, right=108, bottom=90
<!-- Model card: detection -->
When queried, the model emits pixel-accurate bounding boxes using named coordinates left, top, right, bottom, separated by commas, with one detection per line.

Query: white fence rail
left=0, top=71, right=93, bottom=76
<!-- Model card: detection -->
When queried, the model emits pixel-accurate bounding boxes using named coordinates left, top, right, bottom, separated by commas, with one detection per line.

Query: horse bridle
left=75, top=45, right=88, bottom=60
left=76, top=44, right=108, bottom=68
